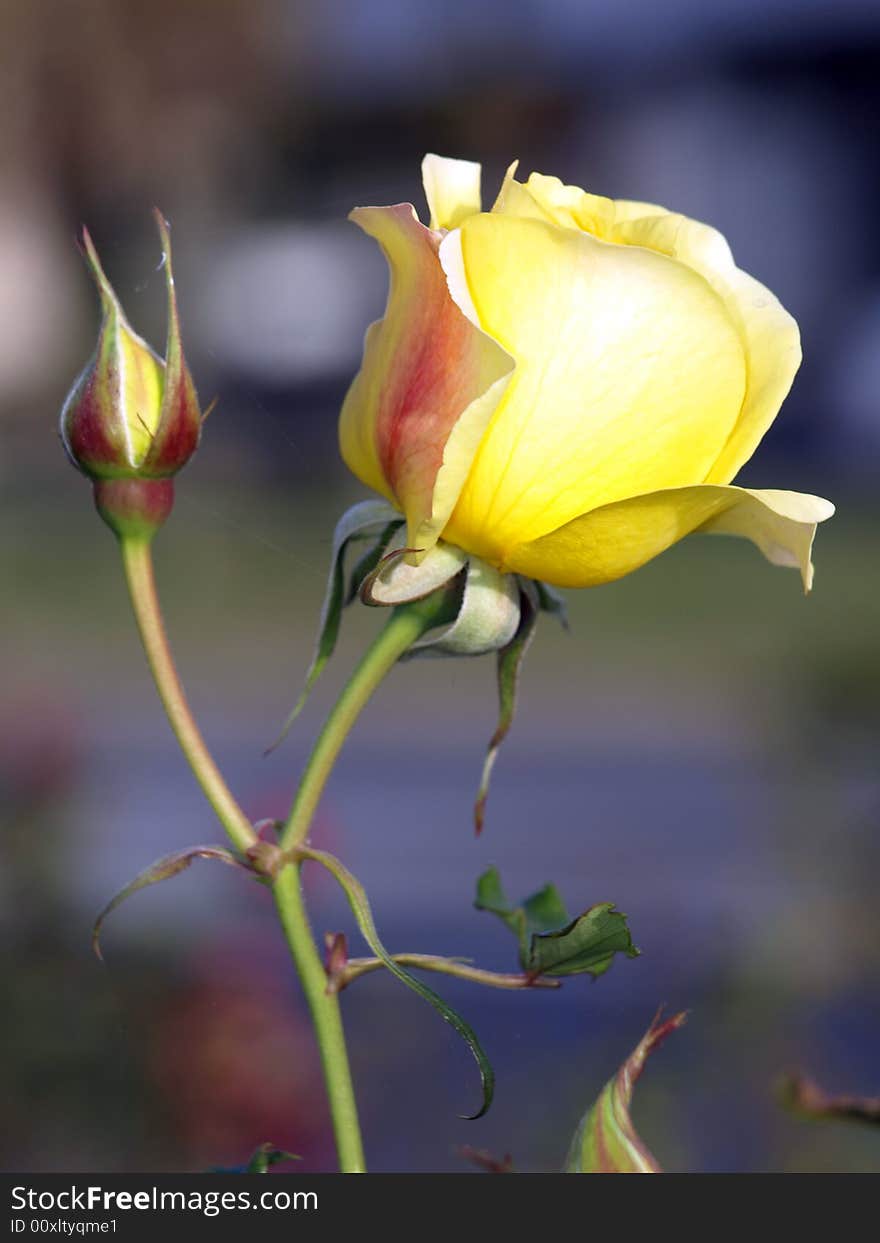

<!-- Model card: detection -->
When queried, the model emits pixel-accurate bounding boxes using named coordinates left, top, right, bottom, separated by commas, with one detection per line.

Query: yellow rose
left=340, top=155, right=833, bottom=591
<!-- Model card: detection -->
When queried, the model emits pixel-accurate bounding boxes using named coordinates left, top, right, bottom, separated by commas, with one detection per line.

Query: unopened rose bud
left=60, top=209, right=201, bottom=540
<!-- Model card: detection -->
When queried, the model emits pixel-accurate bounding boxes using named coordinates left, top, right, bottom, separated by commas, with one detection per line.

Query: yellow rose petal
left=516, top=172, right=617, bottom=238
left=494, top=172, right=802, bottom=491
left=114, top=325, right=164, bottom=464
left=613, top=211, right=802, bottom=485
left=421, top=154, right=482, bottom=231
left=444, top=213, right=746, bottom=560
left=503, top=484, right=834, bottom=591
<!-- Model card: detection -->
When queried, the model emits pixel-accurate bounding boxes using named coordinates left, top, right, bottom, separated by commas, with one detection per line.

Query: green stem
left=339, top=954, right=561, bottom=991
left=119, top=534, right=365, bottom=1171
left=273, top=864, right=366, bottom=1173
left=279, top=591, right=456, bottom=852
left=120, top=541, right=453, bottom=1173
left=119, top=536, right=255, bottom=852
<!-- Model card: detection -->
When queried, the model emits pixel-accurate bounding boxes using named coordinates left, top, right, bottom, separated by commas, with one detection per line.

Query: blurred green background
left=2, top=0, right=879, bottom=1173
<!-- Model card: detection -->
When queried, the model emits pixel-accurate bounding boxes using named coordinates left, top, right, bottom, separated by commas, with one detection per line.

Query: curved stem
left=273, top=864, right=365, bottom=1173
left=119, top=539, right=452, bottom=1173
left=279, top=590, right=457, bottom=852
left=339, top=954, right=561, bottom=991
left=119, top=536, right=255, bottom=852
left=119, top=534, right=365, bottom=1172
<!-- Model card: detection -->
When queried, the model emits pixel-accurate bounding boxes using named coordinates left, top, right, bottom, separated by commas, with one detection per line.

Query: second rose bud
left=60, top=210, right=202, bottom=541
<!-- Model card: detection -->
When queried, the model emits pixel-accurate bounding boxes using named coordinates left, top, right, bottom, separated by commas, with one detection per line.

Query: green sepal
left=267, top=501, right=401, bottom=751
left=474, top=581, right=540, bottom=834
left=299, top=845, right=495, bottom=1119
left=406, top=558, right=520, bottom=660
left=565, top=1009, right=687, bottom=1172
left=475, top=865, right=638, bottom=979
left=359, top=535, right=466, bottom=607
left=345, top=520, right=402, bottom=604
left=534, top=579, right=569, bottom=629
left=92, top=845, right=250, bottom=960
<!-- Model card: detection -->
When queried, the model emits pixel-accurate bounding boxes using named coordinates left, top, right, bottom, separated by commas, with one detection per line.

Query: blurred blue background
left=2, top=0, right=879, bottom=1173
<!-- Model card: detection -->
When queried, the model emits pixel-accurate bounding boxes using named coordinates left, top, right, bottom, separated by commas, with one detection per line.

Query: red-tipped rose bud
left=60, top=209, right=201, bottom=540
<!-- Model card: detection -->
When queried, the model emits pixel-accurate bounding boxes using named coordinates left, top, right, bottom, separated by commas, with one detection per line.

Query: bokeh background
left=3, top=0, right=879, bottom=1173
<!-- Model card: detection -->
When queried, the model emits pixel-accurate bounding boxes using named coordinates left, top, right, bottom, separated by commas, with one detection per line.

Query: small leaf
left=778, top=1072, right=880, bottom=1127
left=475, top=867, right=636, bottom=979
left=475, top=866, right=567, bottom=952
left=266, top=501, right=400, bottom=751
left=246, top=1144, right=302, bottom=1173
left=528, top=903, right=639, bottom=979
left=474, top=866, right=521, bottom=934
left=475, top=867, right=567, bottom=960
left=299, top=846, right=495, bottom=1119
left=208, top=1143, right=301, bottom=1174
left=475, top=582, right=539, bottom=834
left=521, top=884, right=570, bottom=940
left=565, top=1009, right=687, bottom=1173
left=93, top=846, right=248, bottom=960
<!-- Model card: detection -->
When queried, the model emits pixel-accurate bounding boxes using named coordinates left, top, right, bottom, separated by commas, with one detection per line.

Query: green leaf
left=92, top=845, right=249, bottom=960
left=299, top=845, right=495, bottom=1119
left=474, top=583, right=539, bottom=834
left=208, top=1143, right=301, bottom=1174
left=565, top=1009, right=687, bottom=1172
left=475, top=866, right=637, bottom=979
left=528, top=903, right=640, bottom=979
left=266, top=501, right=401, bottom=752
left=474, top=868, right=566, bottom=956
left=522, top=884, right=570, bottom=939
left=245, top=1144, right=302, bottom=1173
left=474, top=865, right=519, bottom=930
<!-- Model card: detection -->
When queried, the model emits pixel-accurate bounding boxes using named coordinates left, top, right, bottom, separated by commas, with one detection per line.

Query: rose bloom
left=340, top=155, right=833, bottom=591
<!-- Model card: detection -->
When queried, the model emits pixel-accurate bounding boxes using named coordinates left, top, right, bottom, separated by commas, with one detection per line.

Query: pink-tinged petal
left=142, top=209, right=201, bottom=476
left=339, top=204, right=513, bottom=554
